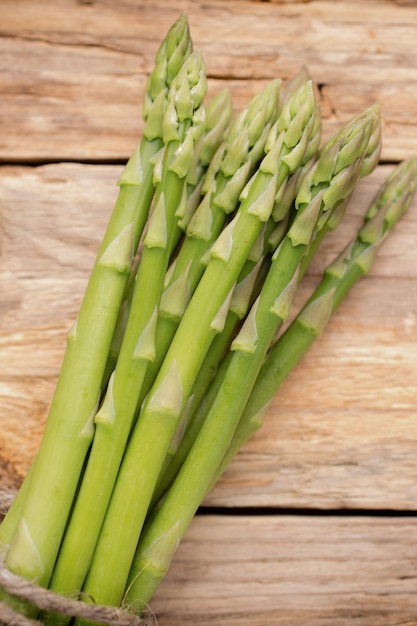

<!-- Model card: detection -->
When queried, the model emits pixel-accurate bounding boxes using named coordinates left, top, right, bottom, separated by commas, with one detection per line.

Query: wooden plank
left=1, top=0, right=417, bottom=161
left=2, top=3, right=417, bottom=624
left=146, top=513, right=417, bottom=625
left=1, top=162, right=416, bottom=509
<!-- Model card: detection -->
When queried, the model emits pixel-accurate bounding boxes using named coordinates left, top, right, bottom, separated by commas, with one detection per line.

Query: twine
left=0, top=490, right=156, bottom=626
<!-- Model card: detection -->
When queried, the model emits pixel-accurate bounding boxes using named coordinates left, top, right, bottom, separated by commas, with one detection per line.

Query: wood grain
left=1, top=0, right=417, bottom=161
left=1, top=3, right=417, bottom=624
left=149, top=513, right=417, bottom=625
left=1, top=163, right=416, bottom=509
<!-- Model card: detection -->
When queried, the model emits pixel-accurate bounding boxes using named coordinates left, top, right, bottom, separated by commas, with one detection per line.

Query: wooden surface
left=1, top=1, right=417, bottom=624
left=150, top=514, right=417, bottom=625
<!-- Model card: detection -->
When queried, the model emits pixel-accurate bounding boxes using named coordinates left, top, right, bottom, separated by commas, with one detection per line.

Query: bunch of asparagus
left=1, top=13, right=417, bottom=624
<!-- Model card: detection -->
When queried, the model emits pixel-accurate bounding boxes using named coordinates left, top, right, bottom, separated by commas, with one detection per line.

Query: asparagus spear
left=136, top=70, right=318, bottom=420
left=124, top=105, right=381, bottom=608
left=150, top=98, right=323, bottom=505
left=75, top=79, right=319, bottom=614
left=136, top=78, right=283, bottom=406
left=298, top=104, right=382, bottom=277
left=150, top=229, right=273, bottom=506
left=1, top=12, right=192, bottom=594
left=217, top=156, right=417, bottom=477
left=217, top=106, right=380, bottom=461
left=105, top=80, right=282, bottom=415
left=149, top=100, right=377, bottom=511
left=101, top=88, right=233, bottom=392
left=46, top=50, right=207, bottom=611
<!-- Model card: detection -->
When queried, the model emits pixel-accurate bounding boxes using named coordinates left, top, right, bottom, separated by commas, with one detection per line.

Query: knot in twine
left=0, top=490, right=156, bottom=626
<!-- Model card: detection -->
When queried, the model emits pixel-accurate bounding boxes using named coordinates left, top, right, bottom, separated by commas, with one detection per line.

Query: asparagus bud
left=298, top=105, right=382, bottom=276
left=176, top=88, right=233, bottom=232
left=143, top=13, right=193, bottom=121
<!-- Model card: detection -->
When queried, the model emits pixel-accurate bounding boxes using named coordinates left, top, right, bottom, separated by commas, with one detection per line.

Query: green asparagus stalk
left=149, top=101, right=378, bottom=511
left=124, top=104, right=381, bottom=608
left=206, top=105, right=381, bottom=482
left=127, top=78, right=283, bottom=419
left=2, top=15, right=193, bottom=596
left=46, top=50, right=207, bottom=613
left=150, top=141, right=324, bottom=506
left=137, top=70, right=318, bottom=418
left=105, top=80, right=282, bottom=417
left=152, top=213, right=296, bottom=505
left=150, top=229, right=273, bottom=506
left=101, top=88, right=233, bottom=392
left=125, top=257, right=300, bottom=610
left=214, top=157, right=417, bottom=475
left=74, top=79, right=318, bottom=615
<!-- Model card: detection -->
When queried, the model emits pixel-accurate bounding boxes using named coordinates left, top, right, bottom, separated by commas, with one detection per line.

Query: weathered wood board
left=1, top=1, right=417, bottom=624
left=150, top=514, right=417, bottom=625
left=1, top=0, right=417, bottom=161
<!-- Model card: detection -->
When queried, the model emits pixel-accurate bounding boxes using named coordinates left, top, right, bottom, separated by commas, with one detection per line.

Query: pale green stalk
left=150, top=175, right=309, bottom=485
left=75, top=80, right=318, bottom=614
left=205, top=105, right=381, bottom=483
left=147, top=98, right=333, bottom=508
left=125, top=240, right=301, bottom=610
left=47, top=51, right=207, bottom=613
left=142, top=73, right=319, bottom=413
left=124, top=105, right=381, bottom=608
left=150, top=226, right=275, bottom=506
left=0, top=476, right=37, bottom=626
left=138, top=72, right=317, bottom=415
left=102, top=88, right=233, bottom=391
left=150, top=183, right=305, bottom=505
left=132, top=78, right=283, bottom=413
left=4, top=110, right=154, bottom=586
left=216, top=157, right=417, bottom=471
left=1, top=12, right=192, bottom=600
